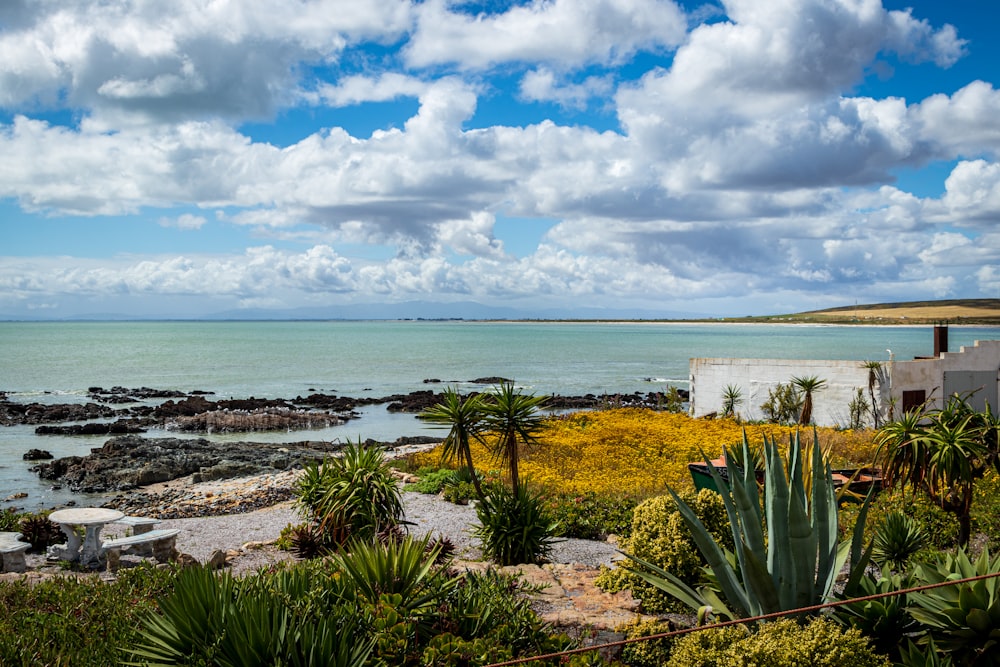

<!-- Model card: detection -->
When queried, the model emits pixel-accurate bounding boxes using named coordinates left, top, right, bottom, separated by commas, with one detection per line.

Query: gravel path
left=147, top=490, right=619, bottom=575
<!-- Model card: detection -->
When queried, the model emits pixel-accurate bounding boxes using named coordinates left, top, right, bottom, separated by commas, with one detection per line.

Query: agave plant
left=833, top=567, right=920, bottom=662
left=907, top=547, right=1000, bottom=664
left=625, top=430, right=871, bottom=620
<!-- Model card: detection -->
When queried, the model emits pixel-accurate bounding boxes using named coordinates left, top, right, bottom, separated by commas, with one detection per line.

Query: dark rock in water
left=0, top=400, right=117, bottom=426
left=35, top=419, right=146, bottom=436
left=30, top=434, right=345, bottom=493
left=423, top=378, right=441, bottom=383
left=384, top=390, right=439, bottom=413
left=469, top=377, right=511, bottom=385
left=23, top=448, right=53, bottom=461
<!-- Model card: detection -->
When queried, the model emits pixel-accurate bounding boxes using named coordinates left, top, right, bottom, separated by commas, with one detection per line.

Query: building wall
left=690, top=338, right=1000, bottom=426
left=689, top=358, right=872, bottom=426
left=889, top=340, right=1000, bottom=413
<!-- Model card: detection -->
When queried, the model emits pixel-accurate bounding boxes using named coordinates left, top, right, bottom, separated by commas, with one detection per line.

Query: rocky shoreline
left=3, top=384, right=687, bottom=510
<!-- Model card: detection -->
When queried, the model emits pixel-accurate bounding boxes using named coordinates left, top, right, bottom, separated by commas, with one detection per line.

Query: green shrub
left=293, top=441, right=403, bottom=543
left=0, top=563, right=176, bottom=666
left=667, top=617, right=891, bottom=667
left=474, top=483, right=559, bottom=565
left=595, top=490, right=731, bottom=614
left=908, top=547, right=1000, bottom=665
left=618, top=617, right=676, bottom=667
left=0, top=508, right=27, bottom=532
left=406, top=467, right=457, bottom=494
left=833, top=568, right=919, bottom=662
left=843, top=488, right=958, bottom=556
left=543, top=491, right=637, bottom=540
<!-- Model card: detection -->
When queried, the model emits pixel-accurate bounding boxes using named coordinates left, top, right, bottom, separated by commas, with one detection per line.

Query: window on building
left=902, top=390, right=926, bottom=413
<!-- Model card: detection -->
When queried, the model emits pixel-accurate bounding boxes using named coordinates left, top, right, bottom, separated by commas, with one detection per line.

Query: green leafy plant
left=791, top=375, right=828, bottom=425
left=907, top=547, right=1000, bottom=665
left=0, top=563, right=175, bottom=667
left=897, top=637, right=954, bottom=667
left=760, top=382, right=803, bottom=424
left=419, top=387, right=488, bottom=499
left=872, top=511, right=927, bottom=571
left=293, top=440, right=403, bottom=543
left=667, top=617, right=890, bottom=667
left=596, top=490, right=732, bottom=614
left=850, top=387, right=871, bottom=430
left=480, top=381, right=547, bottom=495
left=474, top=482, right=559, bottom=565
left=722, top=384, right=744, bottom=420
left=544, top=491, right=637, bottom=540
left=17, top=513, right=65, bottom=553
left=625, top=430, right=871, bottom=620
left=406, top=467, right=458, bottom=495
left=877, top=396, right=1000, bottom=546
left=834, top=568, right=920, bottom=662
left=126, top=565, right=373, bottom=667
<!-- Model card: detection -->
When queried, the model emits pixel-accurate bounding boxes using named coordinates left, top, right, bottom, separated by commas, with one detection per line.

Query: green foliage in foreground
left=596, top=489, right=732, bottom=615
left=667, top=617, right=890, bottom=667
left=0, top=563, right=176, bottom=666
left=542, top=491, right=638, bottom=540
left=625, top=431, right=871, bottom=620
left=125, top=537, right=606, bottom=666
left=474, top=482, right=560, bottom=566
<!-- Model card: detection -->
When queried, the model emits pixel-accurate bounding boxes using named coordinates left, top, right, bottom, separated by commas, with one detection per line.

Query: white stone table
left=48, top=507, right=125, bottom=565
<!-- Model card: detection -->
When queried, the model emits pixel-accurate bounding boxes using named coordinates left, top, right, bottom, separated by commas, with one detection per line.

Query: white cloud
left=519, top=68, right=613, bottom=109
left=406, top=0, right=686, bottom=70
left=159, top=213, right=207, bottom=230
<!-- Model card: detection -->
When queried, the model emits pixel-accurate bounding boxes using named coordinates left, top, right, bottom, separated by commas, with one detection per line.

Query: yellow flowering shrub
left=667, top=617, right=890, bottom=667
left=409, top=409, right=876, bottom=498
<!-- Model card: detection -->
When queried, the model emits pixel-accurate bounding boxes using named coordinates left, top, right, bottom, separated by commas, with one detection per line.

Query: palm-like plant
left=862, top=360, right=885, bottom=428
left=480, top=382, right=547, bottom=495
left=419, top=387, right=486, bottom=499
left=721, top=384, right=743, bottom=420
left=876, top=396, right=1000, bottom=547
left=791, top=375, right=827, bottom=425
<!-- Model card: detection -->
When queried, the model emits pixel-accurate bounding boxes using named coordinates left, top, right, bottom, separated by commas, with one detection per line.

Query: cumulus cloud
left=406, top=0, right=686, bottom=70
left=0, top=0, right=996, bottom=317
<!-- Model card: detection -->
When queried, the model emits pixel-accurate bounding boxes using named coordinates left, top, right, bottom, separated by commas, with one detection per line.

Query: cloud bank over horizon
left=1, top=0, right=997, bottom=319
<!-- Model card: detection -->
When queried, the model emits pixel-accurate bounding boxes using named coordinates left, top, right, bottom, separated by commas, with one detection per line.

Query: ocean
left=2, top=320, right=996, bottom=510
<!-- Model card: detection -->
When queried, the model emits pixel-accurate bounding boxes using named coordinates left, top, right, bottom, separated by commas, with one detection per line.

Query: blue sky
left=1, top=0, right=998, bottom=319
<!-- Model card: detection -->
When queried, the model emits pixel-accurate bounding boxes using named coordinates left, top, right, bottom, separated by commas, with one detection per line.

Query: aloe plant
left=908, top=547, right=1000, bottom=664
left=626, top=430, right=871, bottom=620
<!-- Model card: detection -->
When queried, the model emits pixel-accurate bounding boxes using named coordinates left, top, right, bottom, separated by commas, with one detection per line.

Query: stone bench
left=113, top=516, right=161, bottom=554
left=102, top=528, right=180, bottom=571
left=0, top=533, right=31, bottom=574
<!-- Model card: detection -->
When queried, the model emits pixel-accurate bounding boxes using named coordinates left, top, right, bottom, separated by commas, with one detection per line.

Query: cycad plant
left=480, top=382, right=547, bottom=495
left=626, top=430, right=871, bottom=620
left=419, top=387, right=487, bottom=499
left=791, top=375, right=827, bottom=425
left=872, top=511, right=927, bottom=571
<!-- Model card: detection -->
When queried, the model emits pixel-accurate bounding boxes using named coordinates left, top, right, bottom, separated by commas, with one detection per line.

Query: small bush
left=0, top=563, right=176, bottom=666
left=595, top=489, right=732, bottom=614
left=18, top=514, right=65, bottom=553
left=406, top=467, right=457, bottom=494
left=668, top=617, right=891, bottom=667
left=474, top=483, right=559, bottom=565
left=0, top=508, right=27, bottom=532
left=543, top=491, right=637, bottom=540
left=618, top=617, right=676, bottom=667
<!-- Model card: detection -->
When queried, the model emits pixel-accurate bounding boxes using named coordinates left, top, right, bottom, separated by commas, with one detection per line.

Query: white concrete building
left=689, top=326, right=1000, bottom=427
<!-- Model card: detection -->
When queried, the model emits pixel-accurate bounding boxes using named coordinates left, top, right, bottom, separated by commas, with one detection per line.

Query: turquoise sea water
left=2, top=320, right=997, bottom=509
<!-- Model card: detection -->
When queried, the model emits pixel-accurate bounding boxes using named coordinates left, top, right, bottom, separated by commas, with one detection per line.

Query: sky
left=1, top=0, right=998, bottom=319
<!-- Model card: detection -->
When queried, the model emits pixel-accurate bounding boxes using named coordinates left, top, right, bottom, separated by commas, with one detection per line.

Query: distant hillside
left=735, top=299, right=1000, bottom=325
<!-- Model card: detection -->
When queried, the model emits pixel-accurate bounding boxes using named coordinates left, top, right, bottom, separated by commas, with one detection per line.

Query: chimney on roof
left=934, top=323, right=949, bottom=357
